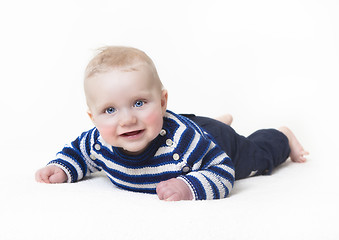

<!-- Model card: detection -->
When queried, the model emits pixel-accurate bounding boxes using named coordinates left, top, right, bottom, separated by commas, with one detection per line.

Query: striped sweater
left=48, top=110, right=235, bottom=200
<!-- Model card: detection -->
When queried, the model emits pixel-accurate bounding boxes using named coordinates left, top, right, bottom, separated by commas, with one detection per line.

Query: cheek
left=98, top=126, right=113, bottom=137
left=94, top=120, right=117, bottom=138
left=144, top=111, right=163, bottom=128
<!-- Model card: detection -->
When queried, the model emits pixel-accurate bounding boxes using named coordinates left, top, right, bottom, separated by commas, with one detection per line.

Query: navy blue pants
left=181, top=114, right=291, bottom=180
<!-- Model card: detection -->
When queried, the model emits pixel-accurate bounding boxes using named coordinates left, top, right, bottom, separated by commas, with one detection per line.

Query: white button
left=94, top=144, right=101, bottom=150
left=90, top=154, right=96, bottom=160
left=182, top=166, right=190, bottom=173
left=166, top=139, right=173, bottom=146
left=173, top=153, right=180, bottom=161
left=160, top=129, right=166, bottom=136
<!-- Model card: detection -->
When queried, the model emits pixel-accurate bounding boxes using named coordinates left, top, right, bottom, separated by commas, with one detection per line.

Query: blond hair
left=84, top=46, right=161, bottom=86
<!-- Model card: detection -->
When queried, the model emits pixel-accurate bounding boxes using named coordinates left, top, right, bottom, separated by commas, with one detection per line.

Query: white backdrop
left=1, top=0, right=338, bottom=239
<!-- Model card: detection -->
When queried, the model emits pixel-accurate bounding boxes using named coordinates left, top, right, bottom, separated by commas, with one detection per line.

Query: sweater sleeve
left=177, top=141, right=235, bottom=200
left=47, top=128, right=101, bottom=183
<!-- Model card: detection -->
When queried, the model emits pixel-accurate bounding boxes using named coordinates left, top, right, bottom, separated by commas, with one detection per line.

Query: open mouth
left=120, top=130, right=144, bottom=137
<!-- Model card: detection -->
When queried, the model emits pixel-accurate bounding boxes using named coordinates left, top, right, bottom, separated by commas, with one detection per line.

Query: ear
left=161, top=89, right=168, bottom=116
left=87, top=110, right=94, bottom=123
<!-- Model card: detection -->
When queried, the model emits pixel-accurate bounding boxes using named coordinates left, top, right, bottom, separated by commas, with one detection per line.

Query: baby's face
left=86, top=66, right=167, bottom=155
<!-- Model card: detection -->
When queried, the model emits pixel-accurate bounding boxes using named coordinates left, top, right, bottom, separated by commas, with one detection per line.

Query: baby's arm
left=156, top=178, right=193, bottom=201
left=35, top=128, right=101, bottom=184
left=35, top=165, right=67, bottom=184
left=160, top=152, right=234, bottom=201
left=157, top=147, right=234, bottom=201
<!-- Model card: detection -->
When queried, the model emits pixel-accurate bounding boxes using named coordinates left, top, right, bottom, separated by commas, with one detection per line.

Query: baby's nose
left=119, top=110, right=137, bottom=126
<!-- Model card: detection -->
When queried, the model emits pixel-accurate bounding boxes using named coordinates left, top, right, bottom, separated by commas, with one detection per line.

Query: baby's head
left=84, top=46, right=162, bottom=87
left=84, top=46, right=168, bottom=155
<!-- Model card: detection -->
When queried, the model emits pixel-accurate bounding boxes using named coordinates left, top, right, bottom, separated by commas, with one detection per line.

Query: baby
left=35, top=46, right=309, bottom=201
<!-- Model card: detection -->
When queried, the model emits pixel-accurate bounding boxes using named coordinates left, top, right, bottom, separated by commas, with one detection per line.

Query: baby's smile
left=120, top=129, right=145, bottom=138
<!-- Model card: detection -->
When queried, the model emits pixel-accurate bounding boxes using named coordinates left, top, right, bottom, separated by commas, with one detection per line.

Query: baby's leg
left=215, top=114, right=233, bottom=125
left=279, top=126, right=309, bottom=163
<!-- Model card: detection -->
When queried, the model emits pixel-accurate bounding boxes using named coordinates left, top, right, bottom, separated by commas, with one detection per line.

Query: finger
left=159, top=188, right=179, bottom=201
left=41, top=173, right=51, bottom=183
left=35, top=171, right=46, bottom=183
left=157, top=188, right=170, bottom=200
left=49, top=174, right=59, bottom=183
left=49, top=171, right=66, bottom=183
left=165, top=193, right=181, bottom=201
left=35, top=171, right=42, bottom=182
left=39, top=169, right=53, bottom=183
left=157, top=187, right=172, bottom=200
left=157, top=193, right=164, bottom=200
left=156, top=181, right=168, bottom=200
left=37, top=175, right=50, bottom=183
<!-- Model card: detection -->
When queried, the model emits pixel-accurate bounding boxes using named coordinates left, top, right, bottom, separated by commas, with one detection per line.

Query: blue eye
left=134, top=100, right=144, bottom=108
left=105, top=107, right=116, bottom=114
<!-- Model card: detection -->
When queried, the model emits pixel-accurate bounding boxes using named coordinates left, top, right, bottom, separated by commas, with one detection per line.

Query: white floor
left=1, top=1, right=338, bottom=239
left=2, top=135, right=338, bottom=240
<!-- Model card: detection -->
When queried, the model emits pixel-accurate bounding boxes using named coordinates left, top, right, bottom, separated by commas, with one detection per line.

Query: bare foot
left=279, top=126, right=309, bottom=163
left=215, top=114, right=233, bottom=125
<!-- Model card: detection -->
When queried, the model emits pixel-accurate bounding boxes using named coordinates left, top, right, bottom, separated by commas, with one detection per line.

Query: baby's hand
left=156, top=178, right=193, bottom=201
left=35, top=165, right=68, bottom=184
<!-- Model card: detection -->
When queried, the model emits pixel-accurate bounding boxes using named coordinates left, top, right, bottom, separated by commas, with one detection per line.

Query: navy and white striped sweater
left=48, top=110, right=235, bottom=200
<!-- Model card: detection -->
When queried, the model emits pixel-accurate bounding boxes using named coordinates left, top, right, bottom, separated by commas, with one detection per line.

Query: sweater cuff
left=47, top=162, right=72, bottom=183
left=177, top=176, right=197, bottom=200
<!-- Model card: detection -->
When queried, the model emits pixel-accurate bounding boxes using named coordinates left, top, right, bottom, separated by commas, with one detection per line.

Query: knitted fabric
left=48, top=110, right=235, bottom=200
